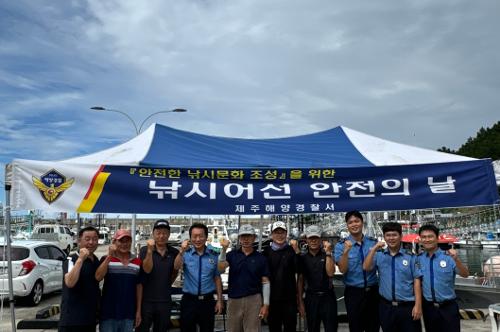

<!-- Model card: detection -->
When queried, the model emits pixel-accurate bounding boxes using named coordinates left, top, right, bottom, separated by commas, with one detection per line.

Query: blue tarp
left=143, top=126, right=372, bottom=167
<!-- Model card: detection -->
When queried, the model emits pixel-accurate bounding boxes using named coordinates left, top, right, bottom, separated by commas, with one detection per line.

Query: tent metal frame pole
left=4, top=182, right=17, bottom=332
left=258, top=215, right=263, bottom=252
left=131, top=213, right=137, bottom=254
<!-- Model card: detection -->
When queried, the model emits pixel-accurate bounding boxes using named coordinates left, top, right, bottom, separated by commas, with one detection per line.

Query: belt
left=380, top=297, right=415, bottom=307
left=346, top=285, right=376, bottom=292
left=183, top=292, right=215, bottom=300
left=424, top=299, right=456, bottom=308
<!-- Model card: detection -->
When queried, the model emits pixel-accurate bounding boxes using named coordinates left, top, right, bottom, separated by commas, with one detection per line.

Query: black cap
left=153, top=219, right=170, bottom=230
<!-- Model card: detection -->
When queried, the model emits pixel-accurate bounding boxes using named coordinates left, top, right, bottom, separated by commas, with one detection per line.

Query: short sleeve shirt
left=334, top=235, right=378, bottom=287
left=100, top=255, right=142, bottom=320
left=227, top=249, right=270, bottom=299
left=298, top=250, right=332, bottom=293
left=182, top=247, right=220, bottom=295
left=373, top=248, right=421, bottom=301
left=59, top=253, right=100, bottom=327
left=416, top=249, right=458, bottom=302
left=139, top=245, right=179, bottom=302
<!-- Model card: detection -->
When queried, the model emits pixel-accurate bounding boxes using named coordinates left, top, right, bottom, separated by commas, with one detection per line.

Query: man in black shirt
left=298, top=225, right=337, bottom=332
left=137, top=219, right=180, bottom=332
left=58, top=226, right=100, bottom=332
left=263, top=221, right=300, bottom=332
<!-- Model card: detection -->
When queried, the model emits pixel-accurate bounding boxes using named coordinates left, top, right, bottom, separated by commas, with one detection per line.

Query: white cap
left=271, top=221, right=287, bottom=232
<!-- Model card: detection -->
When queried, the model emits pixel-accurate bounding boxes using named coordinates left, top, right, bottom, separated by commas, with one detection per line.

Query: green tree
left=437, top=121, right=500, bottom=160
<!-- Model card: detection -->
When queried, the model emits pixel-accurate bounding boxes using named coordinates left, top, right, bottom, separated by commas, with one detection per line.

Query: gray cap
left=238, top=224, right=256, bottom=236
left=305, top=225, right=322, bottom=238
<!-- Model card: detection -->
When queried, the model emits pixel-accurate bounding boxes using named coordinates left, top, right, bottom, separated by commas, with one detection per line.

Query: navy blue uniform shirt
left=226, top=248, right=270, bottom=299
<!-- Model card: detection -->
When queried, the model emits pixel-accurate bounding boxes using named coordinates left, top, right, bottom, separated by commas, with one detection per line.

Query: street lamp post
left=90, top=106, right=187, bottom=252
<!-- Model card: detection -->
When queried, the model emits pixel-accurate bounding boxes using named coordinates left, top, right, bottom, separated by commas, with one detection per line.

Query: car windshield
left=0, top=247, right=30, bottom=261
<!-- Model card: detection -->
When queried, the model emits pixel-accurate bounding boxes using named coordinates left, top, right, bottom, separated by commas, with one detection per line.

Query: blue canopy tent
left=6, top=124, right=499, bottom=215
left=3, top=124, right=499, bottom=331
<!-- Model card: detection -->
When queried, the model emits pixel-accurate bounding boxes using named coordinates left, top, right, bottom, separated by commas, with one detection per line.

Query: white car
left=0, top=240, right=66, bottom=305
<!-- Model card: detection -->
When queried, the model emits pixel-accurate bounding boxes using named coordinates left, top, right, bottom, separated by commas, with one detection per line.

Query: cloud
left=0, top=0, right=498, bottom=167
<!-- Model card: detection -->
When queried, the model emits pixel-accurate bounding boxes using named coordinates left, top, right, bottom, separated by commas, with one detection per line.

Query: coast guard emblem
left=440, top=260, right=447, bottom=268
left=402, top=259, right=409, bottom=266
left=32, top=169, right=74, bottom=204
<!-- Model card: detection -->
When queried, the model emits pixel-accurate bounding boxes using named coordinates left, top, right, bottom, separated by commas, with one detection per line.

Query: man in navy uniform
left=417, top=224, right=469, bottom=332
left=363, top=222, right=422, bottom=332
left=297, top=225, right=338, bottom=332
left=334, top=210, right=379, bottom=332
left=174, top=223, right=224, bottom=332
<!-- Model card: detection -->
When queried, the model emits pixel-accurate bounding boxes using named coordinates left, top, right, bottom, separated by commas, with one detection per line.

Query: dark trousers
left=59, top=326, right=95, bottom=332
left=379, top=298, right=421, bottom=332
left=180, top=295, right=216, bottom=332
left=344, top=286, right=380, bottom=332
left=304, top=290, right=338, bottom=332
left=137, top=301, right=172, bottom=332
left=268, top=299, right=297, bottom=332
left=422, top=299, right=460, bottom=332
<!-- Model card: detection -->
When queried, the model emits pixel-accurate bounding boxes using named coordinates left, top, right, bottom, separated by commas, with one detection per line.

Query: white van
left=31, top=225, right=74, bottom=254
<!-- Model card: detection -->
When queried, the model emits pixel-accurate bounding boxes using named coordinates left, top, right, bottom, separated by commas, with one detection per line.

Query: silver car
left=0, top=240, right=66, bottom=306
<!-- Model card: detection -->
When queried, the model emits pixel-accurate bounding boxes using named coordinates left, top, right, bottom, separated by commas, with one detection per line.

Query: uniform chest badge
left=440, top=260, right=447, bottom=268
left=402, top=259, right=409, bottom=266
left=208, top=258, right=215, bottom=265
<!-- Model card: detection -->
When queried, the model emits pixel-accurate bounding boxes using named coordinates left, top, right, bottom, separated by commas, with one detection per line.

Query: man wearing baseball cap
left=262, top=221, right=300, bottom=332
left=96, top=229, right=142, bottom=331
left=219, top=224, right=270, bottom=332
left=298, top=225, right=337, bottom=332
left=137, top=219, right=180, bottom=332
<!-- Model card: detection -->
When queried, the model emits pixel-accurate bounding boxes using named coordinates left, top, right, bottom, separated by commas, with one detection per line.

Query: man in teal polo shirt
left=174, top=223, right=223, bottom=332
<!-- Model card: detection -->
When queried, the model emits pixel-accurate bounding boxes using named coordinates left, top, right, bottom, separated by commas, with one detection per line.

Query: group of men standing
left=336, top=211, right=469, bottom=332
left=59, top=219, right=180, bottom=332
left=58, top=211, right=469, bottom=332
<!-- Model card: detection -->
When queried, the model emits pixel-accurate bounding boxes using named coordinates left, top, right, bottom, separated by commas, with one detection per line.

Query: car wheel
left=27, top=280, right=43, bottom=306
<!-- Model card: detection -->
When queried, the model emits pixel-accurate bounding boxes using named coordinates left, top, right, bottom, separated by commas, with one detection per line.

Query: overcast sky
left=1, top=0, right=499, bottom=207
